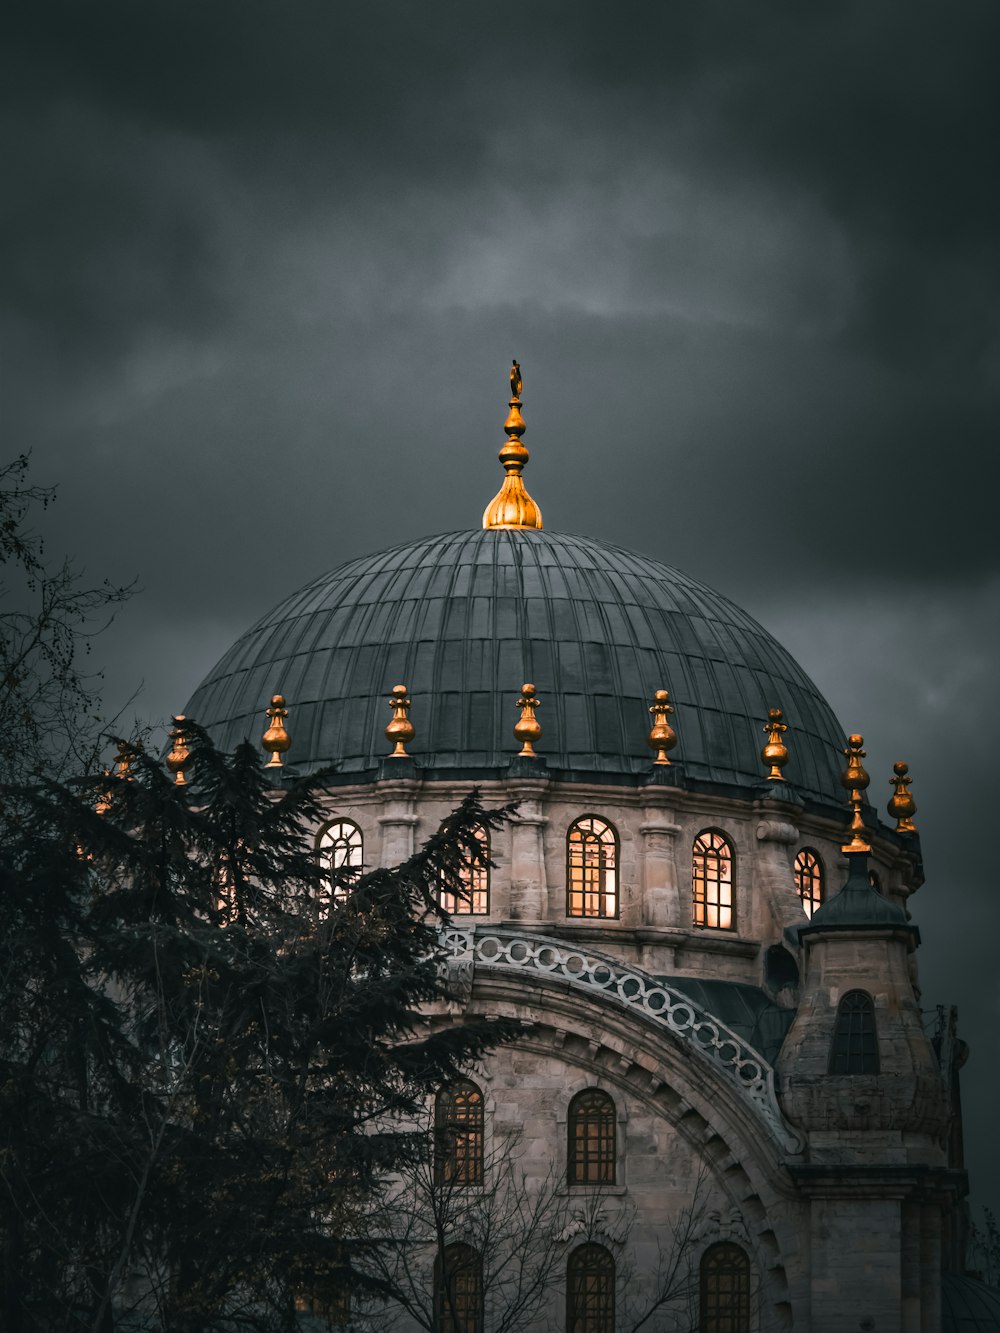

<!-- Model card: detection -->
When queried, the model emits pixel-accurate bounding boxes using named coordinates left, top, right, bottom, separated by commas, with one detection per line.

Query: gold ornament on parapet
left=385, top=685, right=415, bottom=758
left=482, top=359, right=543, bottom=531
left=840, top=733, right=872, bottom=854
left=647, top=689, right=677, bottom=765
left=262, top=694, right=291, bottom=768
left=514, top=683, right=542, bottom=756
left=887, top=761, right=917, bottom=833
left=761, top=707, right=789, bottom=781
left=166, top=716, right=191, bottom=787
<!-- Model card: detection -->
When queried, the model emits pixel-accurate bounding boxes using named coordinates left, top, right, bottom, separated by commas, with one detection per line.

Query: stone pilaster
left=375, top=777, right=420, bottom=865
left=506, top=776, right=549, bottom=922
left=638, top=788, right=682, bottom=928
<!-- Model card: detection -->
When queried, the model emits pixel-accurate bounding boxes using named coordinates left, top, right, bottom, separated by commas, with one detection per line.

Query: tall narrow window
left=692, top=831, right=734, bottom=930
left=700, top=1242, right=751, bottom=1333
left=567, top=1089, right=616, bottom=1185
left=434, top=1243, right=483, bottom=1333
left=794, top=848, right=824, bottom=918
left=439, top=824, right=490, bottom=915
left=567, top=1243, right=615, bottom=1333
left=318, top=819, right=363, bottom=905
left=434, top=1080, right=485, bottom=1186
left=828, top=990, right=879, bottom=1074
left=567, top=816, right=619, bottom=918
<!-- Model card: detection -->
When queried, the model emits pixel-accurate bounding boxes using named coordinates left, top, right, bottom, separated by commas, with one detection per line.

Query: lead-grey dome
left=184, top=528, right=846, bottom=804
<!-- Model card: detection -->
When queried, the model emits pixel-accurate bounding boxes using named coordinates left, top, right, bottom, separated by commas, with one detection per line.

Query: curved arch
left=434, top=1079, right=485, bottom=1185
left=440, top=823, right=490, bottom=916
left=567, top=1242, right=615, bottom=1333
left=317, top=818, right=363, bottom=905
left=829, top=990, right=879, bottom=1075
left=692, top=829, right=735, bottom=931
left=794, top=847, right=824, bottom=918
left=434, top=1241, right=483, bottom=1333
left=567, top=815, right=619, bottom=919
left=700, top=1241, right=752, bottom=1332
left=567, top=1088, right=616, bottom=1185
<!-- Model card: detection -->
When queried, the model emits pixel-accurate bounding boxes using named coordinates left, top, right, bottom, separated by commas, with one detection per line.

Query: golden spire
left=262, top=694, right=291, bottom=768
left=840, top=733, right=872, bottom=853
left=761, top=707, right=789, bottom=781
left=888, top=760, right=917, bottom=833
left=482, top=360, right=543, bottom=530
left=385, top=685, right=415, bottom=758
left=514, top=683, right=542, bottom=756
left=647, top=689, right=677, bottom=765
left=166, top=716, right=191, bottom=787
left=114, top=739, right=135, bottom=781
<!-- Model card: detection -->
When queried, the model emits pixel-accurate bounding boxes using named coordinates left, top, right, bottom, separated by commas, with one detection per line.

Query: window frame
left=434, top=1241, right=483, bottom=1333
left=692, top=829, right=736, bottom=931
left=566, top=815, right=620, bottom=920
left=699, top=1241, right=752, bottom=1333
left=567, top=1088, right=617, bottom=1187
left=439, top=822, right=490, bottom=916
left=317, top=817, right=364, bottom=906
left=828, top=990, right=880, bottom=1075
left=566, top=1242, right=616, bottom=1333
left=793, top=847, right=824, bottom=919
left=434, top=1079, right=486, bottom=1187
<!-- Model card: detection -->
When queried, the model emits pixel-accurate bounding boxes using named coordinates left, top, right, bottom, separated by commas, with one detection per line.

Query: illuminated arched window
left=567, top=1089, right=616, bottom=1186
left=567, top=1243, right=615, bottom=1333
left=567, top=816, right=619, bottom=919
left=794, top=848, right=824, bottom=918
left=294, top=1289, right=350, bottom=1327
left=692, top=831, right=734, bottom=930
left=439, top=823, right=490, bottom=915
left=434, top=1243, right=483, bottom=1333
left=318, top=819, right=363, bottom=904
left=434, top=1080, right=485, bottom=1186
left=700, top=1242, right=751, bottom=1332
left=828, top=990, right=879, bottom=1075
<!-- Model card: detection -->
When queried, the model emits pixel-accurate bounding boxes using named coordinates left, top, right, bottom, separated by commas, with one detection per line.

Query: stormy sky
left=5, top=2, right=999, bottom=1214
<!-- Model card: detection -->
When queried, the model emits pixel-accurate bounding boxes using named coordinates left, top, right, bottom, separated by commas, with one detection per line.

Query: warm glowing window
left=319, top=819, right=364, bottom=904
left=294, top=1289, right=350, bottom=1326
left=434, top=1080, right=485, bottom=1186
left=567, top=816, right=618, bottom=918
left=567, top=1243, right=615, bottom=1333
left=794, top=848, right=824, bottom=918
left=434, top=1243, right=483, bottom=1333
left=700, top=1242, right=751, bottom=1333
left=692, top=831, right=734, bottom=930
left=567, top=1089, right=616, bottom=1186
left=439, top=824, right=490, bottom=915
left=828, top=990, right=879, bottom=1075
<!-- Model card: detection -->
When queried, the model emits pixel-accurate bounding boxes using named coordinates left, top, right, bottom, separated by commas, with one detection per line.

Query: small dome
left=184, top=527, right=846, bottom=804
left=943, top=1275, right=1000, bottom=1331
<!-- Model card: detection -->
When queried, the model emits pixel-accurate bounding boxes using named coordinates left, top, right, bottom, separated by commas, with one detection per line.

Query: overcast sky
left=5, top=1, right=999, bottom=1215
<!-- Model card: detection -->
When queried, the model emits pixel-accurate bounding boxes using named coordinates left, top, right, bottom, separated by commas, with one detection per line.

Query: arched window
left=567, top=1243, right=615, bottom=1333
left=439, top=823, right=490, bottom=915
left=567, top=1089, right=616, bottom=1186
left=318, top=819, right=363, bottom=904
left=700, top=1242, right=751, bottom=1333
left=828, top=990, right=879, bottom=1075
left=434, top=1080, right=485, bottom=1186
left=567, top=816, right=619, bottom=918
left=794, top=848, right=824, bottom=918
left=434, top=1242, right=483, bottom=1333
left=692, top=831, right=734, bottom=930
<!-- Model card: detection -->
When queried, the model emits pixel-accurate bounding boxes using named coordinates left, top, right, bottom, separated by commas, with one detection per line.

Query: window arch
left=567, top=1243, right=615, bottom=1333
left=567, top=816, right=619, bottom=918
left=567, top=1089, right=616, bottom=1185
left=700, top=1242, right=751, bottom=1332
left=692, top=830, right=735, bottom=930
left=434, top=1242, right=483, bottom=1333
left=318, top=819, right=363, bottom=904
left=794, top=848, right=824, bottom=918
left=828, top=990, right=879, bottom=1074
left=434, top=1080, right=485, bottom=1186
left=439, top=823, right=490, bottom=915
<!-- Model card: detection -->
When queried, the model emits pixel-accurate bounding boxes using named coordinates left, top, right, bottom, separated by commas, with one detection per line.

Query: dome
left=943, top=1275, right=1000, bottom=1331
left=185, top=527, right=846, bottom=804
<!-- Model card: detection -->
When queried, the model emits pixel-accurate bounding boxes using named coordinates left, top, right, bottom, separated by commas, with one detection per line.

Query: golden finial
left=888, top=760, right=917, bottom=833
left=514, top=683, right=542, bottom=756
left=385, top=685, right=415, bottom=758
left=166, top=716, right=191, bottom=787
left=840, top=733, right=872, bottom=853
left=94, top=767, right=113, bottom=816
left=113, top=739, right=135, bottom=781
left=262, top=694, right=291, bottom=768
left=482, top=359, right=543, bottom=530
left=647, top=689, right=677, bottom=765
left=761, top=707, right=789, bottom=781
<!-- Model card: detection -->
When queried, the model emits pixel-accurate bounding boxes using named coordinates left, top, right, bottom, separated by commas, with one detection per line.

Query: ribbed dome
left=184, top=528, right=846, bottom=804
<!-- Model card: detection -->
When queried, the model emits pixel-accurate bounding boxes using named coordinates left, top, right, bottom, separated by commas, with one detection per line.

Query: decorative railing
left=438, top=926, right=803, bottom=1154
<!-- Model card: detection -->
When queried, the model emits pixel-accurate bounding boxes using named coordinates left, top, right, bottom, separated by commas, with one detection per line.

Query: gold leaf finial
left=761, top=707, right=789, bottom=781
left=514, top=683, right=542, bottom=756
left=482, top=359, right=543, bottom=530
left=840, top=733, right=872, bottom=853
left=647, top=689, right=677, bottom=765
left=888, top=760, right=917, bottom=833
left=114, top=739, right=135, bottom=781
left=262, top=694, right=291, bottom=768
left=166, top=716, right=191, bottom=787
left=385, top=685, right=415, bottom=758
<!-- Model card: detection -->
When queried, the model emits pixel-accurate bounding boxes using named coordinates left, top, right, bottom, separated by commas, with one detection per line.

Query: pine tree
left=0, top=721, right=516, bottom=1331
